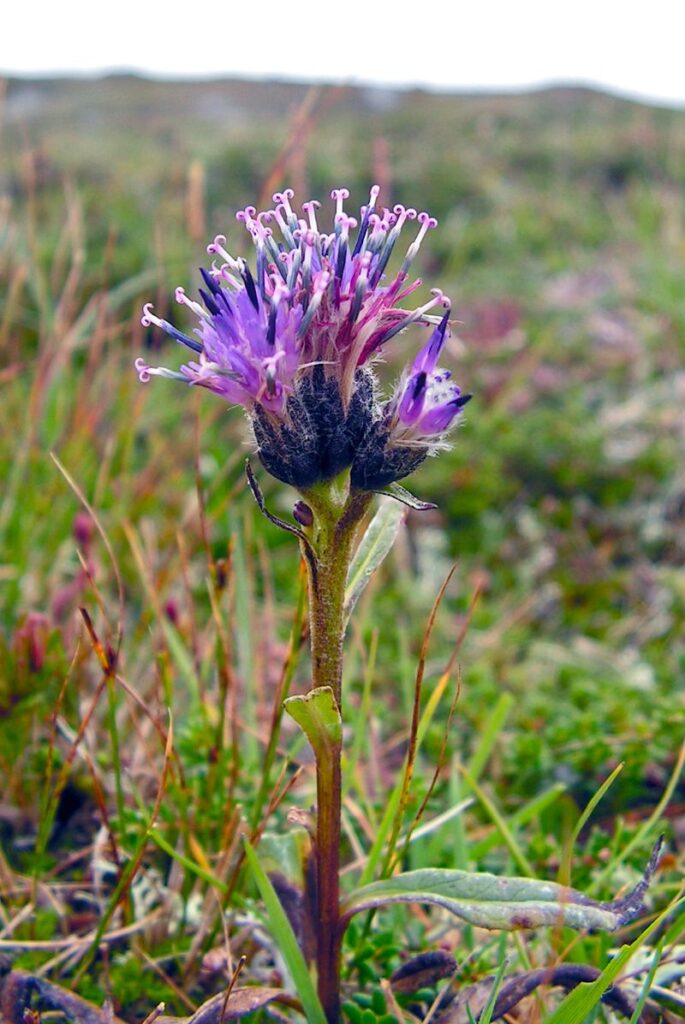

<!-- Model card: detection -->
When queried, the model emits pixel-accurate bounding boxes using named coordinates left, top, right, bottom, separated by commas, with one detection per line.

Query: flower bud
left=293, top=500, right=314, bottom=527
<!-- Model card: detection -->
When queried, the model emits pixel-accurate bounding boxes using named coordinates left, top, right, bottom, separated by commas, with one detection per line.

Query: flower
left=136, top=186, right=470, bottom=490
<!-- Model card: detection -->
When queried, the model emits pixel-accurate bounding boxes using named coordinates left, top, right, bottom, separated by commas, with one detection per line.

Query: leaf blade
left=344, top=498, right=406, bottom=623
left=243, top=839, right=326, bottom=1024
left=342, top=849, right=661, bottom=933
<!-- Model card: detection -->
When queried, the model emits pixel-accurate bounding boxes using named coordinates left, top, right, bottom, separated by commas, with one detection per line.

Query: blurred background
left=1, top=0, right=684, bottom=1007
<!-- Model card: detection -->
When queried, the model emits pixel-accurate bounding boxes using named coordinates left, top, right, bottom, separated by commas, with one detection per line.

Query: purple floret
left=136, top=186, right=471, bottom=490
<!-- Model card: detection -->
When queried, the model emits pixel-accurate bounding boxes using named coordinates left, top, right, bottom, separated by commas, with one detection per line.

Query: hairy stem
left=302, top=481, right=372, bottom=1024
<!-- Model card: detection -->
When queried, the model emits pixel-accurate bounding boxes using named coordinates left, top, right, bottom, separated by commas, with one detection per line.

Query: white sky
left=3, top=0, right=685, bottom=107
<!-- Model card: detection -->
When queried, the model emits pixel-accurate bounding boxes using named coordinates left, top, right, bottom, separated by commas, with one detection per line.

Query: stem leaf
left=284, top=686, right=342, bottom=758
left=342, top=840, right=662, bottom=932
left=376, top=482, right=438, bottom=511
left=344, top=498, right=406, bottom=623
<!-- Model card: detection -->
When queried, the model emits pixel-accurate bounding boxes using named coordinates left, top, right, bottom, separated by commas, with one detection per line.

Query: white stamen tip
left=135, top=357, right=151, bottom=382
left=207, top=234, right=227, bottom=254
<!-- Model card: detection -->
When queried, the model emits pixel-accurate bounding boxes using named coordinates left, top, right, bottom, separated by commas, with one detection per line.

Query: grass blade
left=544, top=896, right=684, bottom=1024
left=243, top=839, right=326, bottom=1024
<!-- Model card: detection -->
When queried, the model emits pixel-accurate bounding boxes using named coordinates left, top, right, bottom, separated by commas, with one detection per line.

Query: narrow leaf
left=469, top=784, right=566, bottom=862
left=466, top=692, right=514, bottom=782
left=545, top=895, right=683, bottom=1024
left=478, top=935, right=508, bottom=1024
left=627, top=941, right=664, bottom=1024
left=344, top=498, right=406, bottom=622
left=436, top=964, right=646, bottom=1024
left=591, top=737, right=685, bottom=893
left=558, top=761, right=624, bottom=887
left=123, top=521, right=201, bottom=703
left=342, top=841, right=662, bottom=933
left=457, top=763, right=535, bottom=877
left=376, top=482, right=438, bottom=511
left=243, top=839, right=326, bottom=1024
left=358, top=659, right=455, bottom=887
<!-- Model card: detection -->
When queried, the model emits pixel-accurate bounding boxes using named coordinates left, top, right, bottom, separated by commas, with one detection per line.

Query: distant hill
left=5, top=73, right=682, bottom=201
left=3, top=72, right=676, bottom=136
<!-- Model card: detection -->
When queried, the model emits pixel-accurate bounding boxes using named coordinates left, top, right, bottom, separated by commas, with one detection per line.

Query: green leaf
left=466, top=692, right=514, bottom=781
left=358, top=659, right=462, bottom=887
left=344, top=498, right=406, bottom=623
left=284, top=686, right=342, bottom=758
left=375, top=482, right=438, bottom=511
left=342, top=843, right=662, bottom=933
left=478, top=935, right=508, bottom=1024
left=469, top=783, right=567, bottom=862
left=627, top=940, right=664, bottom=1024
left=558, top=762, right=624, bottom=887
left=544, top=896, right=683, bottom=1024
left=148, top=828, right=228, bottom=891
left=258, top=829, right=312, bottom=890
left=243, top=839, right=326, bottom=1024
left=457, top=762, right=535, bottom=877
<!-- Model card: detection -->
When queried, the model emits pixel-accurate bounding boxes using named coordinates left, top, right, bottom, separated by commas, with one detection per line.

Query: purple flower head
left=136, top=187, right=470, bottom=490
left=390, top=308, right=472, bottom=435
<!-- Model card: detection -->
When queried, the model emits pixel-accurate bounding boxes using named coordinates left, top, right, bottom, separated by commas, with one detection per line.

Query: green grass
left=1, top=75, right=684, bottom=1022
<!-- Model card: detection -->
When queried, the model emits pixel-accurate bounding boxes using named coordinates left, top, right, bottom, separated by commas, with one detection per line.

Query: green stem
left=301, top=479, right=372, bottom=1024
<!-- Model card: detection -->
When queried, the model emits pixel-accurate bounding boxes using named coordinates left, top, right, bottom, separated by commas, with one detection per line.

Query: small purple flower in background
left=136, top=186, right=470, bottom=491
